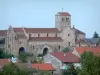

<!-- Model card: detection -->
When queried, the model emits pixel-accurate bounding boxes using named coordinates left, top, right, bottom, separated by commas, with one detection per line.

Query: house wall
left=43, top=53, right=63, bottom=72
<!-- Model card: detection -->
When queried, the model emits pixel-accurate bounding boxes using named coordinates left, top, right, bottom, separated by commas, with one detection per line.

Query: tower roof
left=56, top=12, right=71, bottom=16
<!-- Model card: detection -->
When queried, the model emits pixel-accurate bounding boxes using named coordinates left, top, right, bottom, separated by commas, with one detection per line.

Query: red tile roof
left=50, top=52, right=79, bottom=63
left=13, top=28, right=24, bottom=33
left=24, top=28, right=59, bottom=33
left=75, top=29, right=85, bottom=35
left=57, top=12, right=71, bottom=16
left=0, top=59, right=10, bottom=65
left=17, top=34, right=26, bottom=39
left=29, top=37, right=62, bottom=42
left=75, top=47, right=100, bottom=56
left=0, top=30, right=7, bottom=36
left=32, top=63, right=55, bottom=71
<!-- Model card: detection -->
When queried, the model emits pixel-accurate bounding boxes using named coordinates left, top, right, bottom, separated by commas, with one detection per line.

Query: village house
left=43, top=52, right=79, bottom=73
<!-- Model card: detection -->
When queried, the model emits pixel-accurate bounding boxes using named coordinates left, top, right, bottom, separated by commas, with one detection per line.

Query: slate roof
left=50, top=52, right=79, bottom=63
left=32, top=63, right=55, bottom=71
left=24, top=28, right=59, bottom=33
left=29, top=37, right=63, bottom=42
left=75, top=47, right=100, bottom=56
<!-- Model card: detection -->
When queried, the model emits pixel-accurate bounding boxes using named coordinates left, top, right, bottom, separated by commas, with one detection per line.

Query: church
left=3, top=12, right=85, bottom=56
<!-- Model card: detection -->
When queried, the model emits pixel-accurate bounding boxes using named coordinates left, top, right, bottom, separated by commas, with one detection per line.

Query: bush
left=0, top=50, right=14, bottom=58
left=63, top=47, right=70, bottom=52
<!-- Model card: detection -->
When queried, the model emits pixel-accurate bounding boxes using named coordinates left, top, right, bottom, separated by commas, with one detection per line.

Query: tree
left=0, top=63, right=28, bottom=75
left=63, top=47, right=70, bottom=52
left=78, top=51, right=100, bottom=75
left=0, top=50, right=14, bottom=58
left=93, top=31, right=99, bottom=38
left=62, top=64, right=78, bottom=75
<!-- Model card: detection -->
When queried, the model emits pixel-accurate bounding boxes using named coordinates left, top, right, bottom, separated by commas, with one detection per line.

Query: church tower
left=55, top=12, right=71, bottom=31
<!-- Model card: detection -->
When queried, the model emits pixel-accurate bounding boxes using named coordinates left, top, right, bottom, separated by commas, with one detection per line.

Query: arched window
left=29, top=34, right=31, bottom=37
left=59, top=45, right=60, bottom=50
left=55, top=34, right=57, bottom=37
left=38, top=34, right=40, bottom=37
left=47, top=34, right=48, bottom=37
left=66, top=18, right=69, bottom=21
left=62, top=18, right=64, bottom=22
left=33, top=46, right=34, bottom=50
left=68, top=42, right=70, bottom=46
left=68, top=33, right=70, bottom=36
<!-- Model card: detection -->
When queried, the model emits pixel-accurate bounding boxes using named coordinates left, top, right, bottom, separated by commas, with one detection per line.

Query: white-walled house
left=43, top=52, right=79, bottom=72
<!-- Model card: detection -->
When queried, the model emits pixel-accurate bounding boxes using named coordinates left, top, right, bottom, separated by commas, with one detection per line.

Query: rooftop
left=50, top=52, right=79, bottom=63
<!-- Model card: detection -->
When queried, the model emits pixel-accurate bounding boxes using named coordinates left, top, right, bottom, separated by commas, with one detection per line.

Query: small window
left=68, top=34, right=70, bottom=36
left=29, top=34, right=31, bottom=37
left=33, top=46, right=34, bottom=50
left=62, top=18, right=64, bottom=21
left=55, top=34, right=57, bottom=37
left=66, top=18, right=69, bottom=21
left=59, top=45, right=60, bottom=50
left=68, top=42, right=70, bottom=46
left=38, top=34, right=40, bottom=37
left=20, top=41, right=21, bottom=44
left=47, top=34, right=48, bottom=37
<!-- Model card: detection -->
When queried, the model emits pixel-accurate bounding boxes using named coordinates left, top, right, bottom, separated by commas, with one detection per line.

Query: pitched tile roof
left=75, top=29, right=85, bottom=35
left=32, top=63, right=55, bottom=71
left=0, top=59, right=10, bottom=66
left=13, top=28, right=24, bottom=33
left=17, top=34, right=27, bottom=39
left=75, top=47, right=100, bottom=56
left=57, top=12, right=71, bottom=16
left=24, top=28, right=59, bottom=33
left=50, top=52, right=79, bottom=63
left=15, top=63, right=33, bottom=70
left=29, top=37, right=63, bottom=42
left=0, top=30, right=7, bottom=36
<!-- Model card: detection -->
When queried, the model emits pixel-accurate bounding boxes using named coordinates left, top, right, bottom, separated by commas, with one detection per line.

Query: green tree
left=0, top=50, right=14, bottom=58
left=93, top=31, right=99, bottom=38
left=63, top=47, right=70, bottom=52
left=62, top=64, right=77, bottom=75
left=78, top=51, right=100, bottom=75
left=0, top=63, right=28, bottom=75
left=18, top=52, right=27, bottom=62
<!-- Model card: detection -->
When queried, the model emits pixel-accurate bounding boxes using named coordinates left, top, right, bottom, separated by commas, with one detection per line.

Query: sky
left=0, top=0, right=100, bottom=38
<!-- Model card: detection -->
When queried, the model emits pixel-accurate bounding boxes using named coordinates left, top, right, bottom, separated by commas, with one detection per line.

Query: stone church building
left=2, top=12, right=85, bottom=56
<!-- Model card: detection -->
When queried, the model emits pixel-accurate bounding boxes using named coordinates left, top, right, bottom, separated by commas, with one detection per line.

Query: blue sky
left=0, top=0, right=100, bottom=38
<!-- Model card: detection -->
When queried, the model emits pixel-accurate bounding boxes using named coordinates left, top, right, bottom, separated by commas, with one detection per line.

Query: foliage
left=93, top=31, right=99, bottom=38
left=0, top=50, right=14, bottom=58
left=18, top=52, right=28, bottom=62
left=0, top=62, right=28, bottom=75
left=78, top=51, right=100, bottom=75
left=39, top=71, right=52, bottom=75
left=63, top=47, right=70, bottom=52
left=62, top=64, right=77, bottom=75
left=18, top=52, right=37, bottom=63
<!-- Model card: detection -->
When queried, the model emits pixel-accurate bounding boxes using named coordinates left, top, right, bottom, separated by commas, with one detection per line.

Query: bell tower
left=55, top=12, right=71, bottom=31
